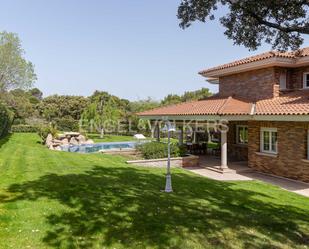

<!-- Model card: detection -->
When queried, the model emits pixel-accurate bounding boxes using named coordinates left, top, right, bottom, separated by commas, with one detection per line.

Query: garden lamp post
left=163, top=120, right=176, bottom=193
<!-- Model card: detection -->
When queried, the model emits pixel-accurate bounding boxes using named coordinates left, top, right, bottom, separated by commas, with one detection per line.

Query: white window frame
left=303, top=72, right=309, bottom=89
left=236, top=125, right=248, bottom=145
left=260, top=128, right=278, bottom=154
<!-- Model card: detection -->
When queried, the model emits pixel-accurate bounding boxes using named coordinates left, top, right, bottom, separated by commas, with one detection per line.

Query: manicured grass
left=0, top=133, right=308, bottom=249
left=87, top=133, right=136, bottom=143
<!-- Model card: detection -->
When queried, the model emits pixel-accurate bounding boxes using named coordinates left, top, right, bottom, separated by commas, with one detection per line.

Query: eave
left=139, top=114, right=309, bottom=122
left=200, top=57, right=297, bottom=78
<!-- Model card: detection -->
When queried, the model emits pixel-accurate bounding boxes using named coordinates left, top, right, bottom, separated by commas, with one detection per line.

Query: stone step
left=203, top=165, right=254, bottom=174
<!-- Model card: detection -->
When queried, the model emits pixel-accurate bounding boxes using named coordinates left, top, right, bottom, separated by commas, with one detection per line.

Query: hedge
left=136, top=141, right=187, bottom=159
left=0, top=103, right=13, bottom=138
left=11, top=124, right=39, bottom=133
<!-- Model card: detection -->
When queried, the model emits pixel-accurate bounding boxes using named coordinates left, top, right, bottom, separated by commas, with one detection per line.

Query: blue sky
left=1, top=0, right=308, bottom=100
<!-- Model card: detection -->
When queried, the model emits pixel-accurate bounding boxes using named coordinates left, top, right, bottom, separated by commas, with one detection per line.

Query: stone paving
left=185, top=156, right=309, bottom=198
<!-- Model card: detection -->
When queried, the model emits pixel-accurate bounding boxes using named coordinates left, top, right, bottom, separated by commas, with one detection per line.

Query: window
left=236, top=125, right=248, bottom=144
left=279, top=72, right=287, bottom=90
left=303, top=72, right=309, bottom=88
left=260, top=128, right=278, bottom=154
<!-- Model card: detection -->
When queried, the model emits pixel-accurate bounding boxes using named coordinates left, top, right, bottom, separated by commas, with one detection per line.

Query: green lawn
left=86, top=133, right=136, bottom=143
left=0, top=133, right=308, bottom=249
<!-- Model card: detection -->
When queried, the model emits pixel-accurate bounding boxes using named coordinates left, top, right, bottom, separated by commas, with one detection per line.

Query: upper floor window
left=236, top=125, right=248, bottom=144
left=279, top=72, right=287, bottom=90
left=260, top=128, right=278, bottom=154
left=303, top=72, right=309, bottom=89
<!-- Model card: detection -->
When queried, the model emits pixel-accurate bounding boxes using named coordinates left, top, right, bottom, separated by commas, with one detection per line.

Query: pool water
left=61, top=141, right=143, bottom=153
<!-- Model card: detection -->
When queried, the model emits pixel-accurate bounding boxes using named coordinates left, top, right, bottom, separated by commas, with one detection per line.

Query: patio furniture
left=134, top=134, right=146, bottom=140
left=192, top=143, right=200, bottom=155
left=186, top=143, right=193, bottom=154
left=186, top=142, right=208, bottom=155
left=201, top=142, right=208, bottom=155
left=212, top=147, right=221, bottom=157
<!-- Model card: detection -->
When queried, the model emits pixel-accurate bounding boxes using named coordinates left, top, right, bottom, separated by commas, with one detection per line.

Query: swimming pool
left=61, top=141, right=143, bottom=153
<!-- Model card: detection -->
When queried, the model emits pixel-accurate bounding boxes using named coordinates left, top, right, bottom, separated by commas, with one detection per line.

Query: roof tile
left=199, top=47, right=309, bottom=75
left=138, top=91, right=309, bottom=117
left=138, top=96, right=253, bottom=116
left=256, top=90, right=309, bottom=115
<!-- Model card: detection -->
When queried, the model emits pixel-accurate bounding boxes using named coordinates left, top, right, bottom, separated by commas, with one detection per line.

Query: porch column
left=193, top=127, right=197, bottom=143
left=221, top=130, right=228, bottom=170
left=155, top=123, right=160, bottom=142
left=207, top=131, right=212, bottom=143
left=178, top=126, right=184, bottom=145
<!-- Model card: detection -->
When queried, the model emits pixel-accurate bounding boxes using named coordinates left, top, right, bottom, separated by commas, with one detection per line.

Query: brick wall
left=273, top=66, right=309, bottom=90
left=248, top=121, right=309, bottom=182
left=274, top=66, right=309, bottom=90
left=219, top=66, right=309, bottom=101
left=227, top=121, right=248, bottom=161
left=219, top=67, right=276, bottom=101
left=289, top=66, right=309, bottom=89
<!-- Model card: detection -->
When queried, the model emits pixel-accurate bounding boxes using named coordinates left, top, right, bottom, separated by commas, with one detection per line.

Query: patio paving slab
left=185, top=166, right=309, bottom=198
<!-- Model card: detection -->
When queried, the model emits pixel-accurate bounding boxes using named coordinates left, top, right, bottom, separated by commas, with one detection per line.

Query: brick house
left=138, top=48, right=309, bottom=183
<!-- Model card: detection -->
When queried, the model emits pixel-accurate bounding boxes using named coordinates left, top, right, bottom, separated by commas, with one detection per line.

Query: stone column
left=221, top=130, right=228, bottom=170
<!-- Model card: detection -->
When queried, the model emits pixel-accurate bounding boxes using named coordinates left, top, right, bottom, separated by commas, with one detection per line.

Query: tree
left=28, top=88, right=43, bottom=101
left=38, top=95, right=89, bottom=121
left=161, top=88, right=212, bottom=105
left=0, top=102, right=13, bottom=138
left=129, top=97, right=160, bottom=113
left=128, top=98, right=161, bottom=135
left=82, top=91, right=128, bottom=137
left=177, top=0, right=309, bottom=50
left=1, top=89, right=36, bottom=124
left=161, top=94, right=182, bottom=106
left=182, top=88, right=212, bottom=101
left=0, top=31, right=36, bottom=91
left=82, top=97, right=121, bottom=138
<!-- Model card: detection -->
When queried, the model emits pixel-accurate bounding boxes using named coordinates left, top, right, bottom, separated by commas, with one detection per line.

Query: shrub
left=37, top=125, right=58, bottom=144
left=12, top=118, right=26, bottom=125
left=11, top=124, right=39, bottom=133
left=54, top=118, right=79, bottom=132
left=0, top=103, right=13, bottom=138
left=178, top=144, right=187, bottom=156
left=136, top=141, right=186, bottom=159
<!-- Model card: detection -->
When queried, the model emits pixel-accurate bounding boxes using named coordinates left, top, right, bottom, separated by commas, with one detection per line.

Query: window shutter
left=279, top=72, right=286, bottom=90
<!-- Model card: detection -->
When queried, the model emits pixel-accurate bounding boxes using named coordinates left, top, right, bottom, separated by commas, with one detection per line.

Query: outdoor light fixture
left=162, top=120, right=176, bottom=193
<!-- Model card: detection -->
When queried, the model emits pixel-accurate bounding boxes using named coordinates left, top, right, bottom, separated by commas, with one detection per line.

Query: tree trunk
left=100, top=128, right=104, bottom=138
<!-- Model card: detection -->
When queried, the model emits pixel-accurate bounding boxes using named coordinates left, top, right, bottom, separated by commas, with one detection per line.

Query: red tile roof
left=138, top=96, right=253, bottom=116
left=255, top=90, right=309, bottom=115
left=138, top=91, right=309, bottom=117
left=199, top=47, right=309, bottom=75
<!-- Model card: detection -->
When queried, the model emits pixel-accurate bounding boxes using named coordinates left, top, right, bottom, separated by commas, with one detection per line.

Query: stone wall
left=227, top=121, right=248, bottom=161
left=248, top=121, right=309, bottom=182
